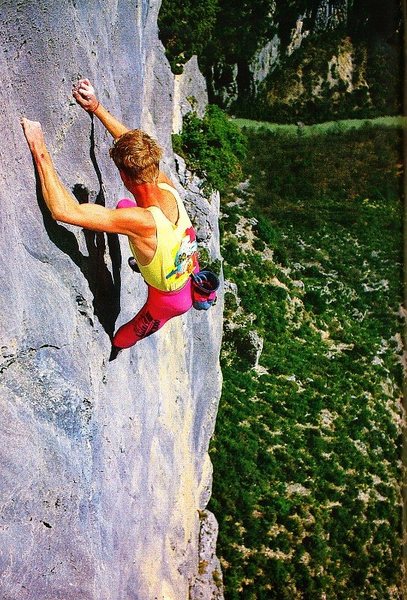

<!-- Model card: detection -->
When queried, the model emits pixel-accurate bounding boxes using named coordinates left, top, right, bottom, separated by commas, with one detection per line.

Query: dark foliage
left=159, top=0, right=402, bottom=122
left=209, top=122, right=403, bottom=597
left=172, top=105, right=247, bottom=194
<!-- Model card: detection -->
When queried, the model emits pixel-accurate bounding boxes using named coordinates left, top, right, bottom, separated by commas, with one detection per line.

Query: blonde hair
left=109, top=129, right=163, bottom=183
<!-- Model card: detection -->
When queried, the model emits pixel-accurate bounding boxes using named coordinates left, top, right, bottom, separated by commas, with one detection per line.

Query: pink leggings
left=112, top=198, right=195, bottom=349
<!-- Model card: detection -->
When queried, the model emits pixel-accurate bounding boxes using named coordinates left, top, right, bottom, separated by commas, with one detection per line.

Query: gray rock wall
left=0, top=1, right=223, bottom=599
left=172, top=56, right=209, bottom=134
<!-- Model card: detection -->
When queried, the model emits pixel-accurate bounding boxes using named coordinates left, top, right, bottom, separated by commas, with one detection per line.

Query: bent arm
left=92, top=102, right=129, bottom=140
left=60, top=200, right=152, bottom=236
left=73, top=79, right=176, bottom=185
left=73, top=78, right=129, bottom=139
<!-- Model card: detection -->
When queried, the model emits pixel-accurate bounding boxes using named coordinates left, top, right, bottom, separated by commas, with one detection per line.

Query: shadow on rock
left=35, top=176, right=122, bottom=340
left=74, top=182, right=122, bottom=339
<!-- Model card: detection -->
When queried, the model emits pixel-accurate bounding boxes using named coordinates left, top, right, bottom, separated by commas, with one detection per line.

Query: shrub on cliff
left=172, top=104, right=247, bottom=194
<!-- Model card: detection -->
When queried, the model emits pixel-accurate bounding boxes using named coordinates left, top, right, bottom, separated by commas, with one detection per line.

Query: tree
left=158, top=0, right=219, bottom=73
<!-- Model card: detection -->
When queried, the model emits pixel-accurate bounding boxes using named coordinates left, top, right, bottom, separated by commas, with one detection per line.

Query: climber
left=21, top=78, right=199, bottom=360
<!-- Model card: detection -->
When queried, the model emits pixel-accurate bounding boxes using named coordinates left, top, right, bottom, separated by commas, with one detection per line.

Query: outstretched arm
left=73, top=79, right=129, bottom=139
left=21, top=118, right=154, bottom=236
left=73, top=78, right=176, bottom=188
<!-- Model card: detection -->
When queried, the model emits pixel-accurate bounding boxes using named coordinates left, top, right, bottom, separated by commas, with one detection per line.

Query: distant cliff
left=213, top=0, right=401, bottom=122
left=0, top=1, right=223, bottom=599
left=159, top=0, right=402, bottom=123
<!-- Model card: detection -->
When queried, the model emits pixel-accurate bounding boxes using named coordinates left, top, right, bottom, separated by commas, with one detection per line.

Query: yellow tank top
left=129, top=183, right=199, bottom=292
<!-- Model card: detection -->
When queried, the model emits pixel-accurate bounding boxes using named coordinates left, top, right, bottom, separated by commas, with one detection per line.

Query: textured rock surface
left=172, top=56, right=208, bottom=134
left=0, top=2, right=223, bottom=599
left=189, top=511, right=224, bottom=600
left=250, top=35, right=281, bottom=87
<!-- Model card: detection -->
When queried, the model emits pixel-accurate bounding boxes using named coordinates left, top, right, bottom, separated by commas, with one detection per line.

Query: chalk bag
left=191, top=270, right=220, bottom=311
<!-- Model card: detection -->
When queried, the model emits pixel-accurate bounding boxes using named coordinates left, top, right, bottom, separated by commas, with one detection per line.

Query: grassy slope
left=209, top=121, right=404, bottom=599
left=232, top=116, right=407, bottom=135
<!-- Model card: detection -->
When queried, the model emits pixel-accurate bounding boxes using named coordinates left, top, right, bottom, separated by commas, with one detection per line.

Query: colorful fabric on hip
left=112, top=279, right=194, bottom=348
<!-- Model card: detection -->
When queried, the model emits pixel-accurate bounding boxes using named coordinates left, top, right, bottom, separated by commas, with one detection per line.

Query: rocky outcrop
left=189, top=511, right=224, bottom=599
left=250, top=35, right=280, bottom=89
left=0, top=2, right=223, bottom=599
left=172, top=56, right=208, bottom=134
left=207, top=0, right=350, bottom=110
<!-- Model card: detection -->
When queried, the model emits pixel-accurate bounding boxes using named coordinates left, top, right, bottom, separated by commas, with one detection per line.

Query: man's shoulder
left=119, top=205, right=156, bottom=235
left=157, top=171, right=176, bottom=187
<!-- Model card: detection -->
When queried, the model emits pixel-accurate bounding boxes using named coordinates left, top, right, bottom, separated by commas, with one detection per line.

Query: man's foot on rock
left=109, top=345, right=123, bottom=362
left=128, top=257, right=140, bottom=273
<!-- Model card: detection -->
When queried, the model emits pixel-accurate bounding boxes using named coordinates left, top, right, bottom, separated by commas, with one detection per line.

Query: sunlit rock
left=0, top=2, right=223, bottom=598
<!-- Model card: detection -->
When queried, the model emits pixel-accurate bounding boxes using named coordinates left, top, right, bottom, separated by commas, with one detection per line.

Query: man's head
left=109, top=129, right=163, bottom=185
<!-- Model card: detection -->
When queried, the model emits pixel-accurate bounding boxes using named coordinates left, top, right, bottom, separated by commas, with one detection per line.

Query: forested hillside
left=159, top=1, right=404, bottom=597
left=159, top=0, right=402, bottom=123
left=211, top=122, right=403, bottom=598
left=174, top=112, right=404, bottom=597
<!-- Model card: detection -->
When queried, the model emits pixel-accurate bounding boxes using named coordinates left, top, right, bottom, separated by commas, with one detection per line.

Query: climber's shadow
left=34, top=172, right=122, bottom=339
left=74, top=183, right=122, bottom=338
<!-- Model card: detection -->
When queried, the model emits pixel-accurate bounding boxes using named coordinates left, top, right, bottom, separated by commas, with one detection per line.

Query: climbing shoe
left=109, top=345, right=123, bottom=362
left=128, top=257, right=140, bottom=273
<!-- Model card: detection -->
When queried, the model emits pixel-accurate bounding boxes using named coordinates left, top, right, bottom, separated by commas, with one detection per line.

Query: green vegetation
left=159, top=0, right=276, bottom=75
left=172, top=104, right=247, bottom=195
left=160, top=2, right=403, bottom=594
left=232, top=115, right=407, bottom=134
left=254, top=30, right=402, bottom=124
left=213, top=568, right=223, bottom=588
left=158, top=0, right=219, bottom=74
left=159, top=0, right=401, bottom=73
left=207, top=121, right=403, bottom=597
left=159, top=0, right=402, bottom=123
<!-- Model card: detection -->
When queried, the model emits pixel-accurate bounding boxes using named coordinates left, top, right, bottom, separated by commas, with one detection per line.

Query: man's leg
left=112, top=280, right=193, bottom=349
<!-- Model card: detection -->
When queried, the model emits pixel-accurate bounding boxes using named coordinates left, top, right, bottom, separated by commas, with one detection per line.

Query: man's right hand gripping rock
left=72, top=78, right=99, bottom=113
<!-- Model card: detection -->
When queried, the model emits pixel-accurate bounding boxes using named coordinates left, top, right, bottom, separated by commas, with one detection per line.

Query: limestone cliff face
left=0, top=2, right=223, bottom=599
